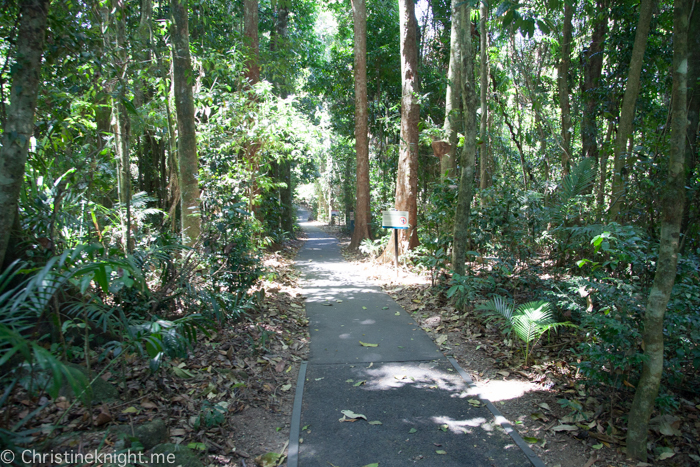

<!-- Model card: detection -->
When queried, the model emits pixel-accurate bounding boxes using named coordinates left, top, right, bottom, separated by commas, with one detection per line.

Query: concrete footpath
left=287, top=210, right=544, bottom=467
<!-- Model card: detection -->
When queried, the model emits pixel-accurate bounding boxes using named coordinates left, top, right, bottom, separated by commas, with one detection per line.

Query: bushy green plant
left=477, top=297, right=575, bottom=365
left=446, top=273, right=493, bottom=311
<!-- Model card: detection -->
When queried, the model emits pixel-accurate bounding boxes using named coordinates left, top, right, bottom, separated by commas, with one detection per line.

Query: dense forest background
left=0, top=0, right=698, bottom=463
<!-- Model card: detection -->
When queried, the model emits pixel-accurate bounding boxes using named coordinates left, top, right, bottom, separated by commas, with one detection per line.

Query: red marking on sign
left=399, top=217, right=407, bottom=225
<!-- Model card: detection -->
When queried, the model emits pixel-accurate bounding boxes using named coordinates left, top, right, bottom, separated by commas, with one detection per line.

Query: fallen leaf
left=346, top=379, right=354, bottom=383
left=121, top=407, right=139, bottom=414
left=522, top=437, right=541, bottom=444
left=539, top=403, right=551, bottom=411
left=93, top=410, right=112, bottom=427
left=362, top=306, right=368, bottom=310
left=592, top=444, right=603, bottom=450
left=171, top=429, right=187, bottom=436
left=497, top=371, right=510, bottom=377
left=354, top=380, right=366, bottom=387
left=409, top=428, right=417, bottom=434
left=362, top=464, right=379, bottom=467
left=141, top=400, right=157, bottom=409
left=436, top=450, right=446, bottom=455
left=382, top=306, right=389, bottom=310
left=467, top=399, right=481, bottom=407
left=339, top=410, right=367, bottom=421
left=172, top=367, right=194, bottom=378
left=359, top=341, right=378, bottom=347
left=657, top=447, right=675, bottom=460
left=188, top=442, right=207, bottom=451
left=439, top=424, right=448, bottom=432
left=280, top=384, right=292, bottom=391
left=395, top=311, right=400, bottom=316
left=551, top=425, right=577, bottom=432
left=368, top=421, right=382, bottom=425
left=436, top=335, right=447, bottom=346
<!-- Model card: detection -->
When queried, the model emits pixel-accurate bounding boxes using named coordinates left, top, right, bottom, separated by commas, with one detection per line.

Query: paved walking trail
left=288, top=210, right=543, bottom=467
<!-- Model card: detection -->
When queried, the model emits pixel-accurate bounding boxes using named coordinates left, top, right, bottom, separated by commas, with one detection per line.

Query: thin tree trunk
left=626, top=0, right=688, bottom=459
left=0, top=0, right=50, bottom=269
left=558, top=0, right=574, bottom=176
left=171, top=0, right=201, bottom=245
left=113, top=0, right=132, bottom=252
left=581, top=0, right=607, bottom=163
left=479, top=0, right=491, bottom=191
left=271, top=6, right=294, bottom=234
left=441, top=0, right=462, bottom=179
left=452, top=1, right=476, bottom=277
left=680, top=2, right=699, bottom=248
left=350, top=0, right=372, bottom=250
left=381, top=0, right=420, bottom=261
left=609, top=0, right=654, bottom=221
left=244, top=0, right=260, bottom=85
left=596, top=120, right=615, bottom=216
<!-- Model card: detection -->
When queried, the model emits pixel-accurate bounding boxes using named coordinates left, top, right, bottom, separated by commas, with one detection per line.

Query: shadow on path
left=289, top=208, right=542, bottom=467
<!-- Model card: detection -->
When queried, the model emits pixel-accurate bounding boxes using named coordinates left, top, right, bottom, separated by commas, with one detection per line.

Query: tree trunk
left=244, top=0, right=260, bottom=85
left=271, top=6, right=295, bottom=234
left=479, top=0, right=491, bottom=191
left=171, top=0, right=201, bottom=245
left=680, top=2, right=699, bottom=248
left=558, top=0, right=574, bottom=176
left=0, top=0, right=50, bottom=270
left=581, top=0, right=607, bottom=163
left=441, top=0, right=462, bottom=179
left=381, top=0, right=420, bottom=261
left=452, top=1, right=476, bottom=277
left=626, top=0, right=688, bottom=459
left=350, top=0, right=372, bottom=250
left=609, top=0, right=654, bottom=221
left=113, top=1, right=132, bottom=252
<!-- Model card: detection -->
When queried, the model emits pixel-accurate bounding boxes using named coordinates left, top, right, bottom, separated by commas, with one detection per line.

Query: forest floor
left=11, top=238, right=309, bottom=467
left=318, top=224, right=700, bottom=467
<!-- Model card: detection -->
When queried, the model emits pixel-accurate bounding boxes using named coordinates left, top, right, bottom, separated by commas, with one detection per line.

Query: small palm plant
left=477, top=297, right=575, bottom=366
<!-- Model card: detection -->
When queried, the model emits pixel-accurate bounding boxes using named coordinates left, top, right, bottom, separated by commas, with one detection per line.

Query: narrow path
left=288, top=209, right=543, bottom=467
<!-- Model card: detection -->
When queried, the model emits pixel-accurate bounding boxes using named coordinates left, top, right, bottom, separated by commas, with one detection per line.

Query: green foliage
left=446, top=273, right=494, bottom=311
left=359, top=236, right=389, bottom=259
left=478, top=298, right=575, bottom=365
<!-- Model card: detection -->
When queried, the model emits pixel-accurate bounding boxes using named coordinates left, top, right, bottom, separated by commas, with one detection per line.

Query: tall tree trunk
left=113, top=0, right=132, bottom=252
left=680, top=3, right=699, bottom=248
left=558, top=0, right=574, bottom=176
left=382, top=0, right=420, bottom=261
left=171, top=0, right=201, bottom=245
left=350, top=0, right=372, bottom=250
left=244, top=0, right=260, bottom=85
left=626, top=0, right=688, bottom=459
left=0, top=0, right=50, bottom=269
left=479, top=0, right=491, bottom=191
left=581, top=0, right=607, bottom=164
left=271, top=6, right=295, bottom=234
left=609, top=0, right=654, bottom=221
left=441, top=0, right=462, bottom=179
left=452, top=1, right=476, bottom=277
left=243, top=0, right=261, bottom=218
